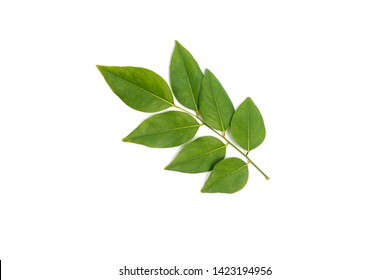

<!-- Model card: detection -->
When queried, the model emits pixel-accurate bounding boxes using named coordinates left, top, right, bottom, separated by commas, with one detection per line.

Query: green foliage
left=230, top=97, right=266, bottom=151
left=199, top=69, right=235, bottom=132
left=97, top=66, right=173, bottom=112
left=97, top=41, right=269, bottom=193
left=201, top=158, right=249, bottom=194
left=165, top=136, right=226, bottom=173
left=170, top=41, right=203, bottom=112
left=123, top=111, right=200, bottom=148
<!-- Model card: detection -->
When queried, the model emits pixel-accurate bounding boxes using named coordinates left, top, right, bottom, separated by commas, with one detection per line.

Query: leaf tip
left=96, top=65, right=107, bottom=74
left=174, top=40, right=186, bottom=52
left=204, top=68, right=216, bottom=78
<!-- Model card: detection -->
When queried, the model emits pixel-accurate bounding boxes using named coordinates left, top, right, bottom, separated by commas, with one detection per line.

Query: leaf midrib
left=178, top=46, right=198, bottom=111
left=129, top=124, right=200, bottom=140
left=105, top=68, right=174, bottom=106
left=210, top=77, right=225, bottom=131
left=247, top=101, right=250, bottom=151
left=210, top=164, right=247, bottom=186
left=171, top=145, right=225, bottom=166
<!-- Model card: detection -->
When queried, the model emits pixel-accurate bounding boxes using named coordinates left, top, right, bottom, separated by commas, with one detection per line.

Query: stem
left=173, top=104, right=270, bottom=180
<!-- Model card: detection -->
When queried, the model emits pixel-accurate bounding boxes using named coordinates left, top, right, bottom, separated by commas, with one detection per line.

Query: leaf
left=199, top=69, right=235, bottom=132
left=97, top=41, right=271, bottom=188
left=97, top=65, right=173, bottom=112
left=230, top=97, right=266, bottom=151
left=170, top=41, right=203, bottom=112
left=165, top=136, right=226, bottom=173
left=123, top=111, right=199, bottom=148
left=201, top=158, right=249, bottom=194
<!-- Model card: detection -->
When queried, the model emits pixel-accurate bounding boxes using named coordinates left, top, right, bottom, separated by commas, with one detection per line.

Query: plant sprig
left=97, top=41, right=269, bottom=193
left=172, top=103, right=270, bottom=180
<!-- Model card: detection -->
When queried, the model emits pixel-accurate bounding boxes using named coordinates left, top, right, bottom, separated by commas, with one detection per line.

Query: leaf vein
left=173, top=145, right=225, bottom=166
left=247, top=100, right=250, bottom=151
left=210, top=80, right=225, bottom=131
left=129, top=124, right=200, bottom=140
left=211, top=164, right=247, bottom=185
left=178, top=46, right=198, bottom=111
left=106, top=69, right=174, bottom=106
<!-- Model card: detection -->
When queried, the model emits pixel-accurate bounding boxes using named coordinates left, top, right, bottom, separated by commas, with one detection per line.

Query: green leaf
left=165, top=136, right=226, bottom=173
left=230, top=97, right=266, bottom=151
left=123, top=111, right=199, bottom=148
left=199, top=69, right=235, bottom=132
left=97, top=65, right=173, bottom=112
left=201, top=158, right=249, bottom=194
left=170, top=41, right=203, bottom=112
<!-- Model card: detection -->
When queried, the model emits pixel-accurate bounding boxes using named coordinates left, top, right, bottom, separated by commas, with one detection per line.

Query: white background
left=1, top=0, right=390, bottom=279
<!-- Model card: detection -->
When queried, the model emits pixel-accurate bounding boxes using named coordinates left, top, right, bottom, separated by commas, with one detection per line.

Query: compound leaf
left=230, top=97, right=266, bottom=151
left=170, top=41, right=203, bottom=112
left=97, top=41, right=271, bottom=190
left=201, top=157, right=249, bottom=194
left=165, top=136, right=226, bottom=173
left=199, top=69, right=235, bottom=132
left=97, top=65, right=173, bottom=112
left=123, top=111, right=199, bottom=148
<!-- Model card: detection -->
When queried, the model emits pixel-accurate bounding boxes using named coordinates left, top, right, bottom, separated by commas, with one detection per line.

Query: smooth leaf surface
left=165, top=136, right=226, bottom=173
left=97, top=65, right=173, bottom=112
left=170, top=41, right=203, bottom=112
left=201, top=157, right=249, bottom=194
left=230, top=97, right=266, bottom=151
left=123, top=111, right=199, bottom=148
left=199, top=69, right=235, bottom=132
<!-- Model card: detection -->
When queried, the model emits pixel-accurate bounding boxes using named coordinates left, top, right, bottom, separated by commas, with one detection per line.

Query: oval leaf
left=201, top=158, right=249, bottom=193
left=123, top=111, right=200, bottom=148
left=201, top=157, right=249, bottom=194
left=165, top=136, right=226, bottom=173
left=97, top=65, right=173, bottom=112
left=230, top=97, right=266, bottom=151
left=199, top=69, right=235, bottom=132
left=170, top=41, right=203, bottom=112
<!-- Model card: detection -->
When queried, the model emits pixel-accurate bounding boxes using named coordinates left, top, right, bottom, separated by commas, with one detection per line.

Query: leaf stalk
left=173, top=104, right=270, bottom=180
